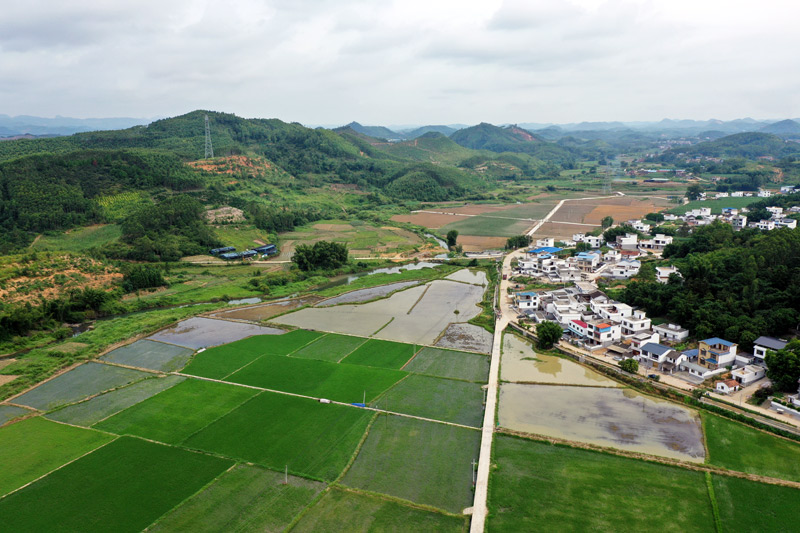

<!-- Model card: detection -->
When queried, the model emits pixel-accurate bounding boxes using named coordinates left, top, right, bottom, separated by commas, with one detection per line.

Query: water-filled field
left=498, top=383, right=705, bottom=462
left=316, top=280, right=420, bottom=306
left=444, top=269, right=487, bottom=285
left=501, top=334, right=619, bottom=387
left=436, top=323, right=493, bottom=354
left=101, top=339, right=193, bottom=372
left=148, top=317, right=284, bottom=349
left=273, top=279, right=484, bottom=345
left=12, top=362, right=150, bottom=411
left=46, top=375, right=185, bottom=427
left=210, top=295, right=323, bottom=322
left=0, top=404, right=30, bottom=425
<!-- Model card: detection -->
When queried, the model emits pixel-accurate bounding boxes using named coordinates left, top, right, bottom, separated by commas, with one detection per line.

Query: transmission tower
left=204, top=114, right=214, bottom=159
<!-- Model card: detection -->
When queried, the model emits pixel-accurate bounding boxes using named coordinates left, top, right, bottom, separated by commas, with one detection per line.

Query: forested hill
left=450, top=123, right=578, bottom=164
left=658, top=132, right=800, bottom=162
left=620, top=221, right=800, bottom=348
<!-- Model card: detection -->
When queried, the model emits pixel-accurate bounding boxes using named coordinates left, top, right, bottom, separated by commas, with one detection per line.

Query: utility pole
left=204, top=114, right=214, bottom=159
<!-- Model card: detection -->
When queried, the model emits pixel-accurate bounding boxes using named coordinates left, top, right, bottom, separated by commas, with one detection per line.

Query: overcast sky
left=2, top=0, right=798, bottom=126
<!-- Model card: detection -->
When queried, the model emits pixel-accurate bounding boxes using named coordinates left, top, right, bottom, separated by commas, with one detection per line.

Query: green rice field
left=703, top=413, right=800, bottom=482
left=340, top=338, right=420, bottom=370
left=290, top=333, right=368, bottom=362
left=225, top=352, right=406, bottom=403
left=149, top=464, right=325, bottom=532
left=291, top=487, right=467, bottom=533
left=342, top=415, right=480, bottom=513
left=181, top=330, right=324, bottom=379
left=0, top=437, right=232, bottom=533
left=46, top=375, right=185, bottom=427
left=184, top=392, right=372, bottom=481
left=95, top=379, right=257, bottom=444
left=30, top=224, right=123, bottom=253
left=12, top=362, right=150, bottom=411
left=375, top=374, right=485, bottom=427
left=488, top=435, right=715, bottom=532
left=0, top=417, right=113, bottom=497
left=403, top=347, right=489, bottom=382
left=712, top=474, right=800, bottom=532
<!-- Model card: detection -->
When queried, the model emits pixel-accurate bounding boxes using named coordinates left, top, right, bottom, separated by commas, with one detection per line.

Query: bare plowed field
left=458, top=235, right=507, bottom=251
left=533, top=222, right=584, bottom=240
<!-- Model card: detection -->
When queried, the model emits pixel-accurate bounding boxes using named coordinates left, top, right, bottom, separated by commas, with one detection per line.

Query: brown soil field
left=547, top=197, right=670, bottom=225
left=536, top=222, right=588, bottom=240
left=0, top=359, right=17, bottom=371
left=458, top=235, right=507, bottom=251
left=0, top=375, right=18, bottom=386
left=187, top=155, right=272, bottom=175
left=391, top=212, right=463, bottom=229
left=0, top=261, right=121, bottom=304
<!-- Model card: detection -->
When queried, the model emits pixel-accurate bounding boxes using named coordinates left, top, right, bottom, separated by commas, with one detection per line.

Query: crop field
left=290, top=333, right=368, bottom=362
left=212, top=224, right=273, bottom=251
left=184, top=392, right=372, bottom=481
left=0, top=417, right=113, bottom=497
left=536, top=221, right=589, bottom=240
left=404, top=347, right=489, bottom=382
left=342, top=415, right=480, bottom=513
left=225, top=352, right=406, bottom=403
left=440, top=214, right=534, bottom=237
left=12, top=362, right=150, bottom=411
left=712, top=474, right=800, bottom=532
left=46, top=375, right=185, bottom=427
left=95, top=379, right=257, bottom=444
left=292, top=487, right=467, bottom=533
left=454, top=235, right=508, bottom=251
left=488, top=435, right=714, bottom=532
left=149, top=464, right=325, bottom=532
left=30, top=224, right=123, bottom=253
left=375, top=375, right=485, bottom=427
left=667, top=196, right=756, bottom=215
left=100, top=339, right=194, bottom=372
left=341, top=338, right=420, bottom=369
left=0, top=404, right=30, bottom=425
left=181, top=329, right=324, bottom=379
left=0, top=437, right=233, bottom=533
left=436, top=323, right=493, bottom=354
left=703, top=413, right=800, bottom=482
left=277, top=220, right=424, bottom=258
left=148, top=316, right=284, bottom=349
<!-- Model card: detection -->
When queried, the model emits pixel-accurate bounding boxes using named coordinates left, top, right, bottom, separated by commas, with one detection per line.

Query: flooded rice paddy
left=444, top=269, right=487, bottom=285
left=435, top=323, right=493, bottom=354
left=272, top=279, right=484, bottom=345
left=498, top=383, right=705, bottom=462
left=501, top=334, right=619, bottom=387
left=210, top=296, right=323, bottom=322
left=315, top=281, right=420, bottom=307
left=148, top=317, right=284, bottom=349
left=0, top=405, right=31, bottom=425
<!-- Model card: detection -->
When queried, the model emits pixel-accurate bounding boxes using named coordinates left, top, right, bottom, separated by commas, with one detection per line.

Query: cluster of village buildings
left=512, top=279, right=790, bottom=395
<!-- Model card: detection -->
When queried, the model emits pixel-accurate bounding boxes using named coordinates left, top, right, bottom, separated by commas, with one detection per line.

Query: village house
left=731, top=365, right=766, bottom=387
left=620, top=309, right=651, bottom=336
left=732, top=215, right=747, bottom=230
left=715, top=379, right=740, bottom=394
left=698, top=337, right=737, bottom=371
left=756, top=219, right=775, bottom=231
left=535, top=237, right=555, bottom=248
left=752, top=336, right=787, bottom=363
left=616, top=233, right=638, bottom=250
left=775, top=218, right=798, bottom=229
left=639, top=233, right=673, bottom=251
left=514, top=291, right=539, bottom=310
left=655, top=265, right=681, bottom=283
left=610, top=260, right=640, bottom=278
left=653, top=323, right=689, bottom=343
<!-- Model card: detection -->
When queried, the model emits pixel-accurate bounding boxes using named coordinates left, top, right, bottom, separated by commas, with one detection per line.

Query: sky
left=1, top=0, right=799, bottom=126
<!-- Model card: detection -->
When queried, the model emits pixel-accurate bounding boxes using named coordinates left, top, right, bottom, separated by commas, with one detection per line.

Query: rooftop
left=641, top=342, right=672, bottom=356
left=701, top=337, right=735, bottom=347
left=754, top=336, right=788, bottom=351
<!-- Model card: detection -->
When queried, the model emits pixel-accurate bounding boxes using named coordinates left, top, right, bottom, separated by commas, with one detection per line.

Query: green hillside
left=371, top=132, right=476, bottom=164
left=450, top=123, right=577, bottom=164
left=659, top=132, right=800, bottom=161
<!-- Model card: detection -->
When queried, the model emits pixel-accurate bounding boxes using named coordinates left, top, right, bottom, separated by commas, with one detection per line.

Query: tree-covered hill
left=368, top=132, right=476, bottom=164
left=658, top=132, right=800, bottom=161
left=450, top=123, right=578, bottom=164
left=334, top=122, right=400, bottom=140
left=620, top=221, right=800, bottom=348
left=760, top=119, right=800, bottom=136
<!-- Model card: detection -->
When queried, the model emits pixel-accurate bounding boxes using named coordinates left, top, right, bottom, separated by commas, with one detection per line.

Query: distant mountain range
left=0, top=115, right=153, bottom=137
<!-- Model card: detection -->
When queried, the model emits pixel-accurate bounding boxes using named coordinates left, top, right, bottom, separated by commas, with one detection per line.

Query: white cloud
left=0, top=0, right=798, bottom=124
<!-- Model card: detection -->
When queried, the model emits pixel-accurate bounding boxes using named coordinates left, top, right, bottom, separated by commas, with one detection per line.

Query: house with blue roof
left=694, top=337, right=738, bottom=376
left=514, top=291, right=539, bottom=310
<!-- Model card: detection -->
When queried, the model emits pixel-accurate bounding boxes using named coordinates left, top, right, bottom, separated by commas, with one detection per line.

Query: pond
left=498, top=383, right=705, bottom=462
left=501, top=334, right=619, bottom=387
